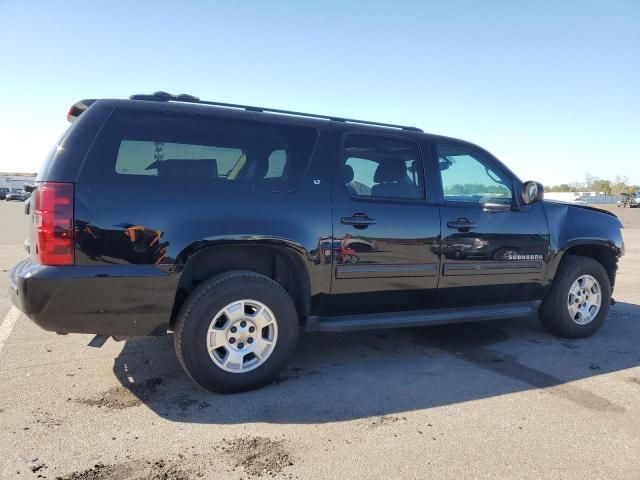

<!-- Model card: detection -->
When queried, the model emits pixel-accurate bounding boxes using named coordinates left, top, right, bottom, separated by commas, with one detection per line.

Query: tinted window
left=84, top=109, right=318, bottom=191
left=343, top=134, right=422, bottom=200
left=437, top=144, right=512, bottom=205
left=116, top=141, right=244, bottom=178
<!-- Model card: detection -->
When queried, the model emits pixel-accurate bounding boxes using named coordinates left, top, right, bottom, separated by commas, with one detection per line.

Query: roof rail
left=129, top=91, right=423, bottom=132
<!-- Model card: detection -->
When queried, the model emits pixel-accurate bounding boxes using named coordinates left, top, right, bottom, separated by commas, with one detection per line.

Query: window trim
left=339, top=132, right=427, bottom=204
left=435, top=141, right=517, bottom=208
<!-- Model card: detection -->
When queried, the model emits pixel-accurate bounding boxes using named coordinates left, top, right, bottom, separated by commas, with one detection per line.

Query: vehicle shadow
left=112, top=302, right=640, bottom=424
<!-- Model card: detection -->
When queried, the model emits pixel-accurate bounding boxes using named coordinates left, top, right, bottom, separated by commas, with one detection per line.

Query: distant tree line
left=546, top=174, right=639, bottom=195
left=444, top=183, right=510, bottom=195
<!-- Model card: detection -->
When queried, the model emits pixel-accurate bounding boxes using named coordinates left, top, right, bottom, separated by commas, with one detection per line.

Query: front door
left=435, top=142, right=550, bottom=306
left=330, top=129, right=441, bottom=315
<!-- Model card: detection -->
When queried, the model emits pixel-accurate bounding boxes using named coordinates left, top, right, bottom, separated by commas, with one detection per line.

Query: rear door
left=435, top=141, right=550, bottom=306
left=329, top=127, right=441, bottom=315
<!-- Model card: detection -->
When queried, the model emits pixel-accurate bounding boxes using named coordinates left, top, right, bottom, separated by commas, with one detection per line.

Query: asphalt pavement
left=0, top=201, right=639, bottom=480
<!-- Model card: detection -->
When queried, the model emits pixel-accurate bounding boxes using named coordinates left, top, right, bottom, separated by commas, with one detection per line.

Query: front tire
left=539, top=255, right=611, bottom=338
left=174, top=271, right=299, bottom=393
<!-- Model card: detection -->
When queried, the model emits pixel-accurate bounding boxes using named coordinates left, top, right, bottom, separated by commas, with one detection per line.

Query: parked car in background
left=0, top=187, right=9, bottom=200
left=617, top=193, right=639, bottom=208
left=5, top=191, right=27, bottom=201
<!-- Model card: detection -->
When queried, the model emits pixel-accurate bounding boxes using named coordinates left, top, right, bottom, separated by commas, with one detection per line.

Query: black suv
left=9, top=92, right=624, bottom=393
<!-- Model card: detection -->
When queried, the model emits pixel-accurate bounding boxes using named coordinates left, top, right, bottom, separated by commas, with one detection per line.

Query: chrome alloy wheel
left=206, top=299, right=278, bottom=373
left=567, top=274, right=602, bottom=325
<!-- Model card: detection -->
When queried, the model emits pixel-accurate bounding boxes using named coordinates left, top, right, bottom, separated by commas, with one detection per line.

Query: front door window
left=437, top=145, right=512, bottom=205
left=343, top=134, right=423, bottom=200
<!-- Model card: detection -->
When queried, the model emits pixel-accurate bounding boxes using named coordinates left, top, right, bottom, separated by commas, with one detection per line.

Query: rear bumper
left=9, top=259, right=177, bottom=336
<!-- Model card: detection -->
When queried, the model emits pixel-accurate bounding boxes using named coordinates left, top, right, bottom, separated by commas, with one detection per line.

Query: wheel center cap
left=227, top=319, right=256, bottom=350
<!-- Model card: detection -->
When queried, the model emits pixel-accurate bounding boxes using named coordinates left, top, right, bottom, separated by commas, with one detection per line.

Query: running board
left=305, top=301, right=541, bottom=333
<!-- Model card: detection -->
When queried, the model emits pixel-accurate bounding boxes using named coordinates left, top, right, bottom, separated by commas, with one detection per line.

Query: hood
left=543, top=200, right=618, bottom=218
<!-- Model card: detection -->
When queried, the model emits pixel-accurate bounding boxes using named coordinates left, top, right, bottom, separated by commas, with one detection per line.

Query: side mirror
left=522, top=181, right=544, bottom=205
left=439, top=158, right=452, bottom=171
left=24, top=184, right=35, bottom=193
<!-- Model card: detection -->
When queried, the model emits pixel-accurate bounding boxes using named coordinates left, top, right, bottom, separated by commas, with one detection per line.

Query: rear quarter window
left=81, top=108, right=318, bottom=192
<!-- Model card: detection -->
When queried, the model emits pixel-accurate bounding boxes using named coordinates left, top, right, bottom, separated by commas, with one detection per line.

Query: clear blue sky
left=1, top=0, right=638, bottom=185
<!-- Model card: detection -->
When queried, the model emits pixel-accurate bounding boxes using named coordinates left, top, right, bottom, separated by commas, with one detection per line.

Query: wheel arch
left=551, top=240, right=620, bottom=289
left=169, top=240, right=312, bottom=328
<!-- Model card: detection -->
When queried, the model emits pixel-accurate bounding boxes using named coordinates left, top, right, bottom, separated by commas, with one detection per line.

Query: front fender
left=543, top=201, right=624, bottom=283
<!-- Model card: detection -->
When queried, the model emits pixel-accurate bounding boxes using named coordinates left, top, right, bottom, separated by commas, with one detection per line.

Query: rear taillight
left=33, top=182, right=74, bottom=266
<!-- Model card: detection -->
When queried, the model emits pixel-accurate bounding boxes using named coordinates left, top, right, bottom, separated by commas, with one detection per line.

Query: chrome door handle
left=341, top=214, right=376, bottom=229
left=447, top=218, right=477, bottom=230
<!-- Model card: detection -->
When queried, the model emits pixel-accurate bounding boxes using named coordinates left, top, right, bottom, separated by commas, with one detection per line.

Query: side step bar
left=305, top=301, right=541, bottom=333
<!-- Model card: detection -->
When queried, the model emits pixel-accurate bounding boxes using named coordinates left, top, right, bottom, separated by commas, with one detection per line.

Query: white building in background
left=544, top=191, right=587, bottom=203
left=545, top=191, right=621, bottom=205
left=0, top=173, right=36, bottom=191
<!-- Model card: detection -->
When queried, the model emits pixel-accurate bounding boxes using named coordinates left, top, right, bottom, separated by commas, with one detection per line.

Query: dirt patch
left=627, top=376, right=640, bottom=385
left=369, top=415, right=407, bottom=428
left=219, top=436, right=294, bottom=477
left=76, top=386, right=142, bottom=410
left=76, top=378, right=162, bottom=410
left=54, top=462, right=136, bottom=480
left=31, top=407, right=63, bottom=427
left=55, top=458, right=191, bottom=480
left=147, top=459, right=191, bottom=480
left=29, top=460, right=47, bottom=474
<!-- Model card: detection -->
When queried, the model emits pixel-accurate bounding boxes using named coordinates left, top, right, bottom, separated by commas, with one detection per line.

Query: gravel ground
left=0, top=201, right=639, bottom=479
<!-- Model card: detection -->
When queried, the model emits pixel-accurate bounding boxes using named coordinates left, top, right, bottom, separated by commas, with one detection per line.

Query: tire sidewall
left=553, top=258, right=611, bottom=337
left=177, top=274, right=299, bottom=393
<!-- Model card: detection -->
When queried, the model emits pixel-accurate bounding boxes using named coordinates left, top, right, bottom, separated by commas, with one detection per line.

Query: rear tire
left=174, top=271, right=299, bottom=393
left=539, top=255, right=610, bottom=338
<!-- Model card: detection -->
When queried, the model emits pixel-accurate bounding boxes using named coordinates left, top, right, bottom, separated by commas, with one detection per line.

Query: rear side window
left=83, top=109, right=318, bottom=191
left=342, top=134, right=423, bottom=200
left=115, top=141, right=244, bottom=177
